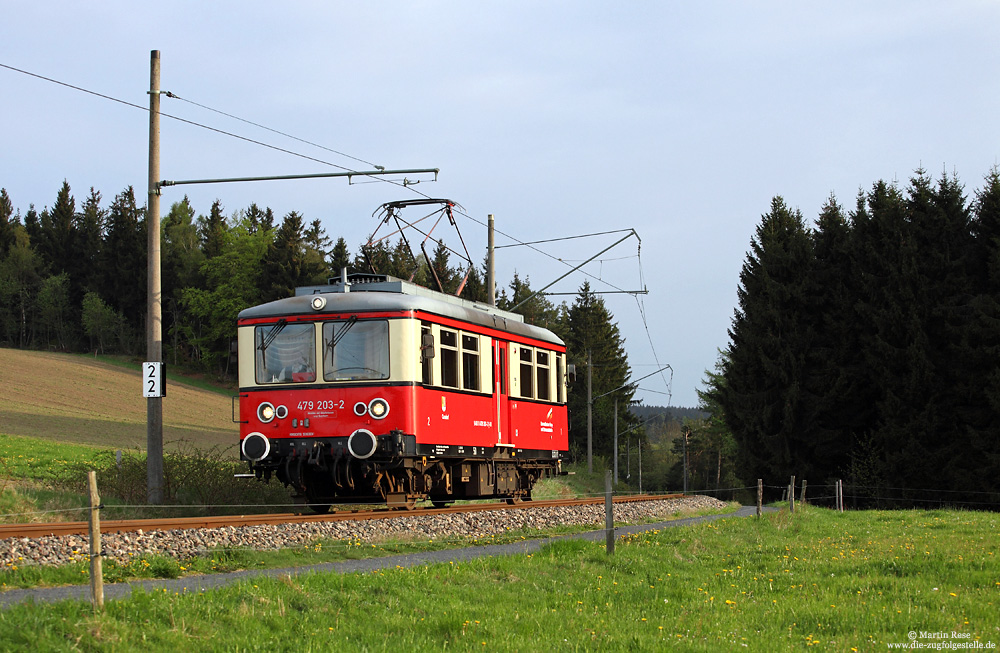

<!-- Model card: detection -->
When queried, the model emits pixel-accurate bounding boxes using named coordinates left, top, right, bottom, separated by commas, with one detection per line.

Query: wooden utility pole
left=146, top=49, right=164, bottom=504
left=757, top=479, right=763, bottom=517
left=88, top=471, right=104, bottom=610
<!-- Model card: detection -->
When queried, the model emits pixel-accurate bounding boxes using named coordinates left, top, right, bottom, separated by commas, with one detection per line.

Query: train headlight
left=275, top=405, right=288, bottom=419
left=368, top=398, right=390, bottom=419
left=258, top=402, right=275, bottom=423
left=353, top=401, right=368, bottom=416
left=242, top=432, right=271, bottom=461
left=310, top=296, right=327, bottom=311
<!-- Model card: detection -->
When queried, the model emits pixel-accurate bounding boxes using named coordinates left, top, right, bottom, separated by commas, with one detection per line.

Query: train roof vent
left=326, top=273, right=389, bottom=285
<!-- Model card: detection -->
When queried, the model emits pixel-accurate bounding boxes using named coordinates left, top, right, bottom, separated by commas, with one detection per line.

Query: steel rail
left=0, top=494, right=684, bottom=540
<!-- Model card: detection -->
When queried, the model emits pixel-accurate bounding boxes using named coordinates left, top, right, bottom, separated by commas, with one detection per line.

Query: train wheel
left=309, top=503, right=331, bottom=514
left=430, top=499, right=453, bottom=509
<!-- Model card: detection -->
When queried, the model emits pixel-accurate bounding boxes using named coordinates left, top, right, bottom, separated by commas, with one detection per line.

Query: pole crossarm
left=157, top=168, right=440, bottom=191
left=511, top=229, right=640, bottom=311
left=540, top=289, right=648, bottom=296
left=592, top=364, right=672, bottom=401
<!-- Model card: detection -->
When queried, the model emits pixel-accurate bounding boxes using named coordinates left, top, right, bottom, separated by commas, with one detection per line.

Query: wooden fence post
left=800, top=480, right=807, bottom=503
left=757, top=479, right=763, bottom=517
left=789, top=475, right=795, bottom=513
left=88, top=471, right=104, bottom=611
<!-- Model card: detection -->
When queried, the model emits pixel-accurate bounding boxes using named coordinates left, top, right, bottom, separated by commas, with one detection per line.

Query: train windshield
left=254, top=322, right=316, bottom=384
left=323, top=319, right=389, bottom=381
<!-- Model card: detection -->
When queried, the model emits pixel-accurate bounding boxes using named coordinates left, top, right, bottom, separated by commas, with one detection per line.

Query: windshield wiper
left=325, top=316, right=358, bottom=367
left=257, top=319, right=288, bottom=367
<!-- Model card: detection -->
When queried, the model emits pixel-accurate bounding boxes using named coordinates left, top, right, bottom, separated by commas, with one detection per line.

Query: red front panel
left=241, top=385, right=417, bottom=441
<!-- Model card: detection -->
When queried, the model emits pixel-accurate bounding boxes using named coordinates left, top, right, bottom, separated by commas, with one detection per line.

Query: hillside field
left=0, top=349, right=238, bottom=454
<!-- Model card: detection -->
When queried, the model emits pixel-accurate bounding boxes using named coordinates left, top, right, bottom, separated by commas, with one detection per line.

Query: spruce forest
left=709, top=168, right=1000, bottom=507
left=0, top=182, right=638, bottom=466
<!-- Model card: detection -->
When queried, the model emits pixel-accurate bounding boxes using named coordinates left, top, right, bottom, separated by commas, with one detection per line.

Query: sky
left=3, top=2, right=1000, bottom=407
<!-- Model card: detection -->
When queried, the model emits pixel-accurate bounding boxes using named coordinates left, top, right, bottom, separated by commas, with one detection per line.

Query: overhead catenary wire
left=0, top=62, right=421, bottom=186
left=3, top=60, right=673, bottom=399
left=0, top=60, right=635, bottom=297
left=167, top=92, right=380, bottom=170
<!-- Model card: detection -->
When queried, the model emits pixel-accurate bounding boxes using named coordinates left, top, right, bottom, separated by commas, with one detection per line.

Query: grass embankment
left=0, top=505, right=997, bottom=650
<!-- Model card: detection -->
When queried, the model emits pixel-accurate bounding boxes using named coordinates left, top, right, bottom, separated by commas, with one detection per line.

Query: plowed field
left=0, top=349, right=237, bottom=453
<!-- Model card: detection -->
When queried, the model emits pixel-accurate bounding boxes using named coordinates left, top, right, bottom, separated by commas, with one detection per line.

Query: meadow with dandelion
left=0, top=503, right=996, bottom=651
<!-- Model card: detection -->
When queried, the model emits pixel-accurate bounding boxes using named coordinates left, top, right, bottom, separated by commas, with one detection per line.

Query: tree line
left=705, top=168, right=1000, bottom=507
left=0, top=180, right=638, bottom=463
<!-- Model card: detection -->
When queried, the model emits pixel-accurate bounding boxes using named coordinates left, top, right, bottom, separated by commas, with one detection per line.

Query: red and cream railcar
left=237, top=273, right=568, bottom=508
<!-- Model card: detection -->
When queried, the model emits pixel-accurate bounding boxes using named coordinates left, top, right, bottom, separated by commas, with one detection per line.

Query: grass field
left=0, top=505, right=997, bottom=651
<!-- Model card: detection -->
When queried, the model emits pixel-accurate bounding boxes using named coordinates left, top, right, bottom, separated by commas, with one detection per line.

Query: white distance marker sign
left=142, top=362, right=165, bottom=398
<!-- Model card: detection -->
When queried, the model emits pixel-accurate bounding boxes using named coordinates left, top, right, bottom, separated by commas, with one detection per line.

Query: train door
left=494, top=340, right=512, bottom=447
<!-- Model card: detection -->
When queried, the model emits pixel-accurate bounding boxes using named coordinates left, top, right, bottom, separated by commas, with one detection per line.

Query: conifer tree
left=198, top=200, right=228, bottom=260
left=328, top=237, right=352, bottom=276
left=303, top=218, right=331, bottom=284
left=99, top=187, right=146, bottom=346
left=43, top=181, right=76, bottom=276
left=261, top=210, right=320, bottom=301
left=22, top=205, right=41, bottom=249
left=721, top=196, right=814, bottom=482
left=0, top=188, right=14, bottom=255
left=965, top=169, right=1000, bottom=495
left=564, top=281, right=633, bottom=461
left=244, top=203, right=274, bottom=235
left=803, top=194, right=857, bottom=481
left=74, top=188, right=105, bottom=297
left=429, top=240, right=456, bottom=293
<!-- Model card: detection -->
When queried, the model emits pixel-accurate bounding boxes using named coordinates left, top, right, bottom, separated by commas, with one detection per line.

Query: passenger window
left=536, top=350, right=550, bottom=401
left=462, top=334, right=480, bottom=391
left=440, top=329, right=459, bottom=388
left=519, top=346, right=534, bottom=399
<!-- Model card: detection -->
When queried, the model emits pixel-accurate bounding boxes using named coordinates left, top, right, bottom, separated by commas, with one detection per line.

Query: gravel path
left=0, top=496, right=759, bottom=609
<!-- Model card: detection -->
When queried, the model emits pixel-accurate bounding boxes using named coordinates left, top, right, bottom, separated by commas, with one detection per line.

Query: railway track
left=0, top=494, right=683, bottom=540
